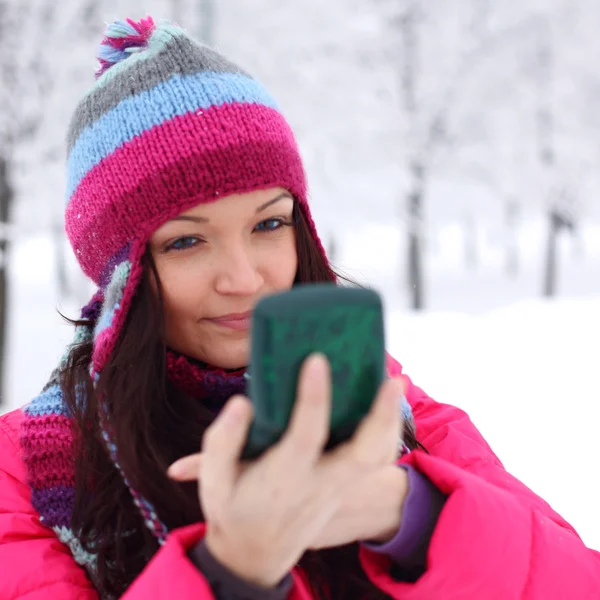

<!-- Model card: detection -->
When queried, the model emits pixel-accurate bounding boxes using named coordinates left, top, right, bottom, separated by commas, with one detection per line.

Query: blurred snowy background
left=1, top=0, right=598, bottom=548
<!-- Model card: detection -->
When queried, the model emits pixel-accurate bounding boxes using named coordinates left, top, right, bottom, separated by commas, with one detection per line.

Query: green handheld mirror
left=242, top=283, right=385, bottom=459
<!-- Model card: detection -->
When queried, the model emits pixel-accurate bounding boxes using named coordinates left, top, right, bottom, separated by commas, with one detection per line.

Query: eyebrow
left=169, top=192, right=294, bottom=224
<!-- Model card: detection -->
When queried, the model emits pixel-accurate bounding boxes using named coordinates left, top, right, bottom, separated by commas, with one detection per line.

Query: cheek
left=261, top=236, right=298, bottom=287
left=155, top=260, right=208, bottom=329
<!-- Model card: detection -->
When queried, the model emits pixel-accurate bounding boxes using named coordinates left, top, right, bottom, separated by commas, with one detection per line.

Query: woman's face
left=149, top=187, right=297, bottom=368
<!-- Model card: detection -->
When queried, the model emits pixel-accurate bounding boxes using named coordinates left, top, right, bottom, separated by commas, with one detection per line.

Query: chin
left=208, top=338, right=250, bottom=370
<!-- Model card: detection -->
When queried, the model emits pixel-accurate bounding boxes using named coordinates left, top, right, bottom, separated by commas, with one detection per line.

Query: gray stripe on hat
left=67, top=35, right=249, bottom=151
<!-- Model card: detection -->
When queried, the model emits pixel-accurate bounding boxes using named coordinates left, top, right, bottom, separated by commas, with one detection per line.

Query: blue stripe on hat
left=67, top=71, right=279, bottom=200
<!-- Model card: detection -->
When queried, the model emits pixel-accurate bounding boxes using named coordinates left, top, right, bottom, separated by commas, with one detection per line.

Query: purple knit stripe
left=200, top=371, right=247, bottom=408
left=99, top=243, right=132, bottom=289
left=30, top=484, right=76, bottom=528
left=80, top=292, right=104, bottom=320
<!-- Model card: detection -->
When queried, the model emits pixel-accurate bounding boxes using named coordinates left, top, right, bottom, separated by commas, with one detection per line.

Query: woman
left=0, top=16, right=598, bottom=600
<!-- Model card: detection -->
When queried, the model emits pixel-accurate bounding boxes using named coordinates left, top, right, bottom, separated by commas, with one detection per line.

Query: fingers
left=346, top=378, right=404, bottom=466
left=201, top=395, right=254, bottom=505
left=279, top=354, right=332, bottom=464
left=167, top=453, right=203, bottom=481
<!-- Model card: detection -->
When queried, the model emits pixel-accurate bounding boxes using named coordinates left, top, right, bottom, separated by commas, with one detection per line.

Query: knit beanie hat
left=65, top=16, right=328, bottom=381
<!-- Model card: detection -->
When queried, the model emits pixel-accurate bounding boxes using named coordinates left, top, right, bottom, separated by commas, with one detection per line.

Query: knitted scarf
left=19, top=334, right=415, bottom=587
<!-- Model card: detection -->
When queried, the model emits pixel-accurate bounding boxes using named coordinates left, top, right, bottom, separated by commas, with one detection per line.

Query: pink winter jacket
left=1, top=360, right=599, bottom=599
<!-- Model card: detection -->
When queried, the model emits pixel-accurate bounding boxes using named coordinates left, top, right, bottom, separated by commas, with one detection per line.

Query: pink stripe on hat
left=66, top=102, right=306, bottom=284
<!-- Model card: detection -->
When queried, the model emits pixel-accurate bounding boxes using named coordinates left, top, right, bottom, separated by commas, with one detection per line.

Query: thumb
left=167, top=453, right=204, bottom=481
left=200, top=395, right=254, bottom=504
left=167, top=395, right=253, bottom=482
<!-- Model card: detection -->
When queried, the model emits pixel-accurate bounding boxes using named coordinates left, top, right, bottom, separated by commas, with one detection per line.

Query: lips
left=209, top=311, right=253, bottom=322
left=205, top=311, right=253, bottom=330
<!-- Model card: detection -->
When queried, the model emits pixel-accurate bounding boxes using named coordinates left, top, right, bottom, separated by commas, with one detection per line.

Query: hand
left=308, top=464, right=409, bottom=550
left=168, top=354, right=405, bottom=588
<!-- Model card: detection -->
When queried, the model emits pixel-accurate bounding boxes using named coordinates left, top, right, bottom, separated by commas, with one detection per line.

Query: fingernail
left=307, top=353, right=329, bottom=375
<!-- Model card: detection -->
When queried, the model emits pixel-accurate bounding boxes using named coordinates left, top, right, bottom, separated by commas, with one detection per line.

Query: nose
left=214, top=242, right=263, bottom=296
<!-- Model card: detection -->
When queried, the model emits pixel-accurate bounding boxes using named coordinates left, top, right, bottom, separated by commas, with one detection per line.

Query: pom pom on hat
left=96, top=16, right=156, bottom=79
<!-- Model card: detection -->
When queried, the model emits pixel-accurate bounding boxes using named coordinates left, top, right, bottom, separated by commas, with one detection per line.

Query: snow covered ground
left=2, top=231, right=599, bottom=551
left=386, top=297, right=600, bottom=551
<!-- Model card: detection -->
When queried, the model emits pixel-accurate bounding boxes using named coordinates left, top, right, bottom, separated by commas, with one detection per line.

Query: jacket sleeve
left=361, top=360, right=600, bottom=599
left=0, top=416, right=216, bottom=600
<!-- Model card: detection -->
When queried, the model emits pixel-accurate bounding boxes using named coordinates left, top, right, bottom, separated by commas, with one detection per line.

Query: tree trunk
left=536, top=24, right=557, bottom=298
left=198, top=0, right=215, bottom=45
left=464, top=211, right=477, bottom=271
left=171, top=0, right=185, bottom=24
left=327, top=235, right=337, bottom=263
left=0, top=155, right=14, bottom=404
left=543, top=210, right=560, bottom=297
left=407, top=161, right=424, bottom=310
left=505, top=197, right=519, bottom=278
left=543, top=210, right=574, bottom=297
left=398, top=4, right=424, bottom=310
left=53, top=215, right=69, bottom=299
left=571, top=225, right=584, bottom=262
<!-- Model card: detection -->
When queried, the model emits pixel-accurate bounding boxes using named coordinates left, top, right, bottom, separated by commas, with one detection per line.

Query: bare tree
left=0, top=0, right=51, bottom=400
left=391, top=0, right=492, bottom=309
left=0, top=0, right=99, bottom=402
left=397, top=2, right=424, bottom=309
left=533, top=18, right=577, bottom=298
left=0, top=157, right=13, bottom=397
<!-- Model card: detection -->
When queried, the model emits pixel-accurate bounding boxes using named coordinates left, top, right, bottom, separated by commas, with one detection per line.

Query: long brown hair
left=61, top=203, right=421, bottom=599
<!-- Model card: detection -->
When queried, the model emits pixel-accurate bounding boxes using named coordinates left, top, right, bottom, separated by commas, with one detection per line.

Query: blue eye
left=255, top=218, right=291, bottom=232
left=166, top=236, right=200, bottom=252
